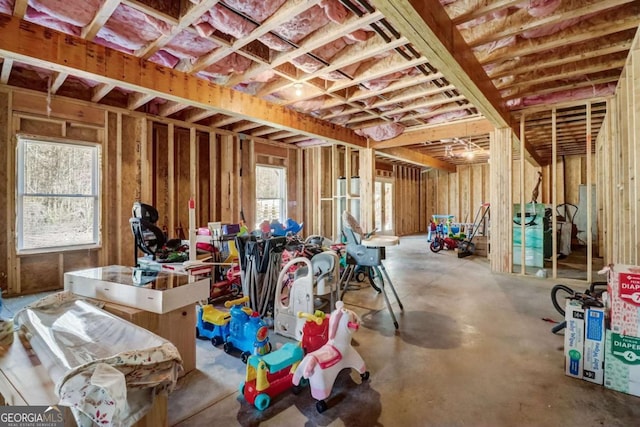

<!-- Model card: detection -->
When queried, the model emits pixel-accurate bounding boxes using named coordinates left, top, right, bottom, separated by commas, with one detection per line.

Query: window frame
left=16, top=135, right=102, bottom=254
left=255, top=164, right=287, bottom=227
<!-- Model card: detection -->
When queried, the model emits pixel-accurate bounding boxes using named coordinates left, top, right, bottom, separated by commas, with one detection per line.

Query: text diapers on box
left=607, top=264, right=640, bottom=337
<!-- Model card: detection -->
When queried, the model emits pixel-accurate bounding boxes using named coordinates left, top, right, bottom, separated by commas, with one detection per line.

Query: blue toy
left=223, top=296, right=272, bottom=363
left=196, top=298, right=245, bottom=346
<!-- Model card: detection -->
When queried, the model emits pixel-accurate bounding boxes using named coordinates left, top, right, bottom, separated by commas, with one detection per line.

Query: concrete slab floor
left=3, top=235, right=638, bottom=426
left=170, top=234, right=640, bottom=427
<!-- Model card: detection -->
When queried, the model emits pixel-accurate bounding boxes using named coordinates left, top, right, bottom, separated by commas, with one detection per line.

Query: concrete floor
left=4, top=235, right=640, bottom=426
left=165, top=234, right=640, bottom=427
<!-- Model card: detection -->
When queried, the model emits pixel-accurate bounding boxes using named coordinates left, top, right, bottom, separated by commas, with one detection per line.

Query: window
left=17, top=137, right=101, bottom=253
left=255, top=165, right=287, bottom=227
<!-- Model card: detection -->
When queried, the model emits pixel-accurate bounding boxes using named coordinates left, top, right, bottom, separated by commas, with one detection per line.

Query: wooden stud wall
left=423, top=163, right=489, bottom=236
left=0, top=88, right=301, bottom=296
left=0, top=90, right=11, bottom=293
left=597, top=32, right=640, bottom=265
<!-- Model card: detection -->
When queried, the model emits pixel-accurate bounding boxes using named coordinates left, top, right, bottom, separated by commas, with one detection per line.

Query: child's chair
left=339, top=210, right=404, bottom=329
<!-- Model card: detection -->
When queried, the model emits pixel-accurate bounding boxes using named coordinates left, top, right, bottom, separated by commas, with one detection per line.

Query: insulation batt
left=201, top=53, right=252, bottom=78
left=96, top=4, right=172, bottom=51
left=149, top=50, right=180, bottom=68
left=195, top=0, right=285, bottom=38
left=29, top=0, right=102, bottom=27
left=0, top=0, right=12, bottom=15
left=290, top=97, right=326, bottom=113
left=259, top=5, right=332, bottom=51
left=424, top=110, right=469, bottom=124
left=507, top=83, right=616, bottom=108
left=223, top=0, right=286, bottom=23
left=163, top=30, right=219, bottom=63
left=355, top=122, right=405, bottom=141
left=25, top=6, right=80, bottom=36
left=200, top=4, right=258, bottom=38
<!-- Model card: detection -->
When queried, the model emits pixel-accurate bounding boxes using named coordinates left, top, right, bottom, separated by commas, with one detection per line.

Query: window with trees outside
left=17, top=137, right=101, bottom=253
left=255, top=165, right=286, bottom=228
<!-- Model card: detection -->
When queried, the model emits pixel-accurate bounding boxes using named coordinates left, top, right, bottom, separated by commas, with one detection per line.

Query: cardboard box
left=608, top=264, right=640, bottom=336
left=564, top=300, right=585, bottom=378
left=583, top=307, right=606, bottom=384
left=604, top=330, right=640, bottom=397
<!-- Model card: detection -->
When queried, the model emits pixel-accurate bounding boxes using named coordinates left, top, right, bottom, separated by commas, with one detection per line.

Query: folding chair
left=339, top=211, right=404, bottom=329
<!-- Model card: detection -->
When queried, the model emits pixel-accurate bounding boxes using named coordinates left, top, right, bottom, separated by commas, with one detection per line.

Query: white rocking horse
left=292, top=300, right=369, bottom=412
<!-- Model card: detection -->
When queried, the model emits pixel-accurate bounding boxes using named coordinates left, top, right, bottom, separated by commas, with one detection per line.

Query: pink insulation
left=25, top=6, right=79, bottom=35
left=163, top=30, right=219, bottom=64
left=0, top=0, right=13, bottom=14
left=507, top=83, right=616, bottom=108
left=149, top=51, right=180, bottom=68
left=198, top=4, right=257, bottom=38
left=94, top=36, right=133, bottom=55
left=355, top=122, right=405, bottom=141
left=291, top=97, right=326, bottom=113
left=30, top=0, right=102, bottom=27
left=424, top=110, right=470, bottom=125
left=516, top=0, right=562, bottom=18
left=194, top=0, right=285, bottom=38
left=361, top=67, right=419, bottom=91
left=200, top=53, right=252, bottom=79
left=259, top=6, right=331, bottom=51
left=320, top=0, right=348, bottom=24
left=96, top=4, right=172, bottom=51
left=291, top=36, right=355, bottom=73
left=223, top=0, right=286, bottom=23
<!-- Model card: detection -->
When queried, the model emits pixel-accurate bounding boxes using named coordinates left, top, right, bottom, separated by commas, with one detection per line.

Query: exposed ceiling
left=0, top=0, right=637, bottom=170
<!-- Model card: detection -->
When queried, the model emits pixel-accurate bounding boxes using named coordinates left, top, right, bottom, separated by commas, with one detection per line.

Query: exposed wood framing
left=373, top=118, right=493, bottom=149
left=370, top=0, right=542, bottom=166
left=490, top=128, right=513, bottom=273
left=378, top=147, right=456, bottom=172
left=0, top=15, right=367, bottom=148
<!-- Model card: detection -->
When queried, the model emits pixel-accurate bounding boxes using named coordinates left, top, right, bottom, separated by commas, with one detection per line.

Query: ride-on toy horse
left=292, top=301, right=369, bottom=413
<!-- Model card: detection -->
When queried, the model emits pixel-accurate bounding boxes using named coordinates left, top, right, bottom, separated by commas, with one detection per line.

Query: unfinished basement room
left=0, top=0, right=639, bottom=426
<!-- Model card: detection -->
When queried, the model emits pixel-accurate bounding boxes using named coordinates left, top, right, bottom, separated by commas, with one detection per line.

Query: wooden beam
left=0, top=15, right=367, bottom=147
left=81, top=0, right=121, bottom=40
left=373, top=118, right=494, bottom=149
left=0, top=58, right=12, bottom=84
left=378, top=146, right=456, bottom=172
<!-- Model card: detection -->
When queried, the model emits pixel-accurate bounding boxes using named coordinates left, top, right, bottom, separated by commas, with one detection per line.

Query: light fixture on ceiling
left=294, top=83, right=303, bottom=97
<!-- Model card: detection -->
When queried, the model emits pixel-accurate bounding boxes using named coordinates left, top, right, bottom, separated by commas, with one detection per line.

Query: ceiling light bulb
left=294, top=83, right=303, bottom=97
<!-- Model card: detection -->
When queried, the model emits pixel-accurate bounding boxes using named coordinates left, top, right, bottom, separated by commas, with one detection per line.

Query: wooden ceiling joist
left=12, top=0, right=27, bottom=18
left=81, top=0, right=121, bottom=40
left=373, top=117, right=494, bottom=149
left=0, top=57, right=13, bottom=84
left=0, top=14, right=367, bottom=148
left=369, top=0, right=543, bottom=166
left=477, top=5, right=640, bottom=65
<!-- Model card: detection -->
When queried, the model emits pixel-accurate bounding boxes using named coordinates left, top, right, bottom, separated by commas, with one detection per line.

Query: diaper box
left=583, top=307, right=605, bottom=384
left=564, top=300, right=585, bottom=379
left=604, top=330, right=640, bottom=397
left=608, top=264, right=640, bottom=336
